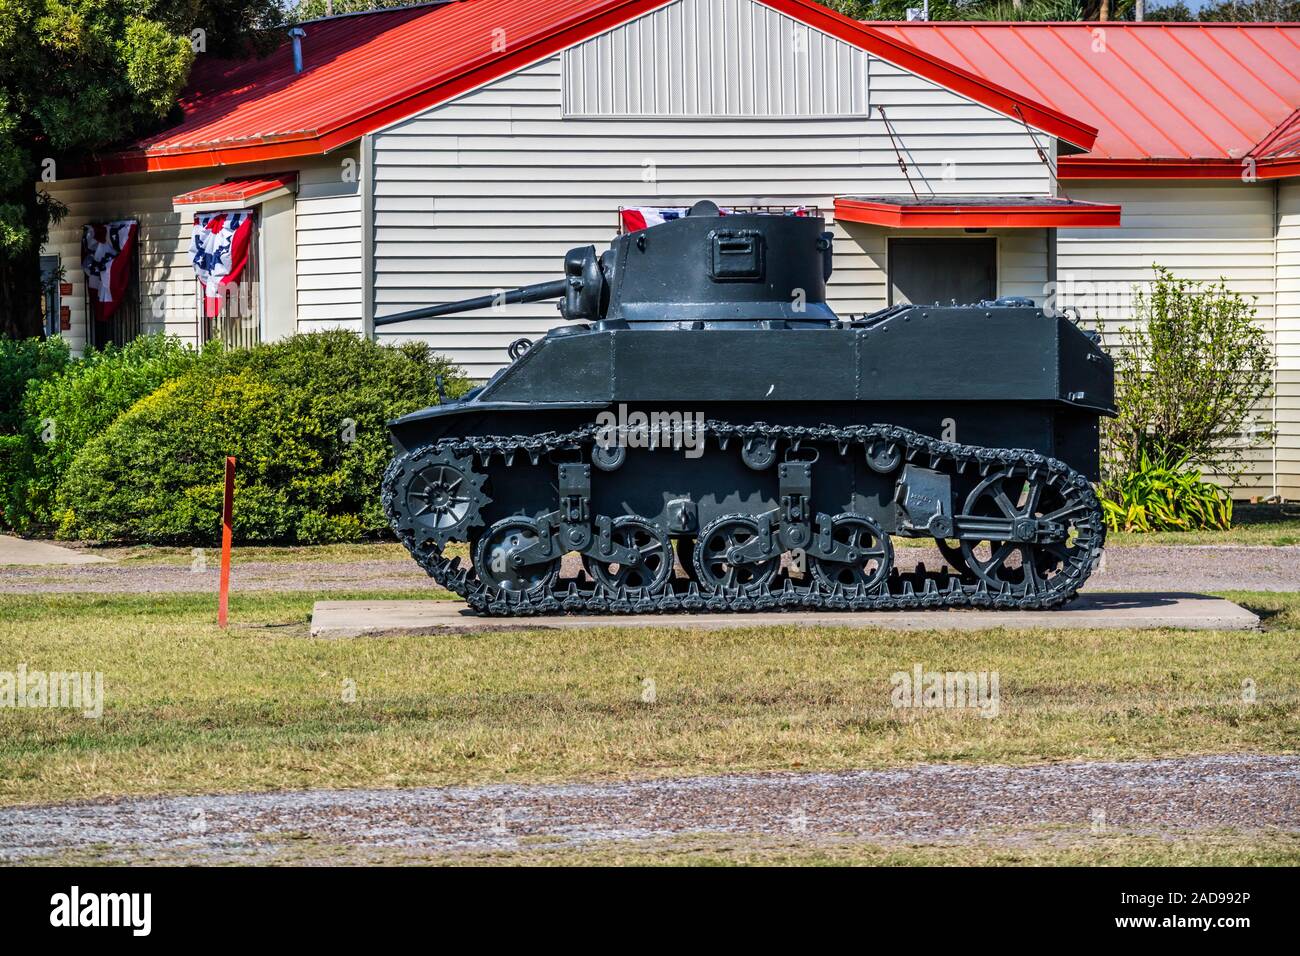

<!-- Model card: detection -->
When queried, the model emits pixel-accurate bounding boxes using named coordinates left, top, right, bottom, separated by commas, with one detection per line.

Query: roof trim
left=78, top=0, right=1097, bottom=176
left=1059, top=157, right=1300, bottom=180
left=835, top=195, right=1121, bottom=229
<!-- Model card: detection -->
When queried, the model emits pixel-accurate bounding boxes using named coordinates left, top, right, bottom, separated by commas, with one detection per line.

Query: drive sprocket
left=384, top=448, right=489, bottom=548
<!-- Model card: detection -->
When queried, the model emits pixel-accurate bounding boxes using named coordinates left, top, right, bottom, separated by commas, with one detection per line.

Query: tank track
left=382, top=420, right=1105, bottom=616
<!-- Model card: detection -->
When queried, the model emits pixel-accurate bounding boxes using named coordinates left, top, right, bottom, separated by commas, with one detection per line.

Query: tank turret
left=381, top=200, right=1114, bottom=617
left=375, top=200, right=837, bottom=329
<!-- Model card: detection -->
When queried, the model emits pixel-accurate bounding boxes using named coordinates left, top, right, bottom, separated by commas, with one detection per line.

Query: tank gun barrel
left=373, top=278, right=569, bottom=326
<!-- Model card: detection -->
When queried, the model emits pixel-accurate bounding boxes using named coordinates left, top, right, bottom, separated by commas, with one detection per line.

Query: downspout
left=1273, top=179, right=1280, bottom=501
left=361, top=132, right=375, bottom=340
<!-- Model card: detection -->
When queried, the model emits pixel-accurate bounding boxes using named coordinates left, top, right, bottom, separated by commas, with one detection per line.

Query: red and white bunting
left=81, top=221, right=139, bottom=323
left=190, top=210, right=255, bottom=318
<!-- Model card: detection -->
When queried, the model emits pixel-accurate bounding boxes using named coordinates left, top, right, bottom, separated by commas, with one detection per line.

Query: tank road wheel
left=958, top=470, right=1088, bottom=596
left=474, top=517, right=560, bottom=595
left=394, top=450, right=488, bottom=548
left=693, top=516, right=780, bottom=594
left=582, top=516, right=673, bottom=594
left=810, top=514, right=892, bottom=593
left=675, top=538, right=701, bottom=582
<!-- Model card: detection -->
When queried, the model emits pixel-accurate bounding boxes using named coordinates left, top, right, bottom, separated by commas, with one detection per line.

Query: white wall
left=42, top=147, right=361, bottom=352
left=1059, top=179, right=1283, bottom=495
left=563, top=0, right=870, bottom=118
left=1277, top=179, right=1300, bottom=499
left=370, top=0, right=1054, bottom=378
left=295, top=174, right=363, bottom=333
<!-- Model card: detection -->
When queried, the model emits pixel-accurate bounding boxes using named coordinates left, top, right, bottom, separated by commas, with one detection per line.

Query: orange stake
left=218, top=456, right=235, bottom=628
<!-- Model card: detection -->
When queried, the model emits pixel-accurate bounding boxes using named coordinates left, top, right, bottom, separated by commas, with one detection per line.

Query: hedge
left=0, top=336, right=71, bottom=435
left=55, top=330, right=467, bottom=544
left=0, top=335, right=202, bottom=534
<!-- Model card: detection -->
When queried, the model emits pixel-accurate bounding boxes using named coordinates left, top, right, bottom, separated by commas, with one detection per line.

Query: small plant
left=1100, top=267, right=1274, bottom=489
left=1101, top=453, right=1232, bottom=533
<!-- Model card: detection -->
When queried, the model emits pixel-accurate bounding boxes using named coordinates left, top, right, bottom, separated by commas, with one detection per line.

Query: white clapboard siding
left=1059, top=180, right=1283, bottom=496
left=371, top=0, right=1051, bottom=378
left=1057, top=182, right=1278, bottom=324
left=42, top=150, right=361, bottom=352
left=295, top=178, right=363, bottom=333
left=1276, top=181, right=1300, bottom=499
left=563, top=0, right=869, bottom=118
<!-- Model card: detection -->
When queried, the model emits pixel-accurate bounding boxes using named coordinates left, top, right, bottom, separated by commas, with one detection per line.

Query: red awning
left=173, top=173, right=297, bottom=207
left=834, top=196, right=1121, bottom=229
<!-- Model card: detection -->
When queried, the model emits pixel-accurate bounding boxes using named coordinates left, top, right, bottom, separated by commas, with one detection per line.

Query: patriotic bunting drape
left=620, top=206, right=810, bottom=233
left=190, top=210, right=255, bottom=318
left=620, top=207, right=692, bottom=232
left=81, top=221, right=138, bottom=323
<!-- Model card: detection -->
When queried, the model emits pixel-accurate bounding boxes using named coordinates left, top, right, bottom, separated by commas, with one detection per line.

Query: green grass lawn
left=1104, top=517, right=1300, bottom=548
left=0, top=590, right=1296, bottom=809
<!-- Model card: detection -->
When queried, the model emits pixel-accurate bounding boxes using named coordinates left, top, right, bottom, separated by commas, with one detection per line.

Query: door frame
left=886, top=235, right=1000, bottom=307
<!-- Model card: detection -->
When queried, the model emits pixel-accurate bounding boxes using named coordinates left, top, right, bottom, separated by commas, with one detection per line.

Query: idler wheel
left=474, top=517, right=560, bottom=594
left=582, top=516, right=673, bottom=594
left=810, top=514, right=892, bottom=592
left=935, top=539, right=974, bottom=578
left=693, top=516, right=780, bottom=593
left=957, top=470, right=1085, bottom=596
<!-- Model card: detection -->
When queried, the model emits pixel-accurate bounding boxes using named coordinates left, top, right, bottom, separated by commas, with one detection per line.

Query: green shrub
left=0, top=334, right=202, bottom=534
left=0, top=337, right=70, bottom=434
left=1101, top=266, right=1274, bottom=486
left=56, top=331, right=467, bottom=545
left=1101, top=453, right=1233, bottom=533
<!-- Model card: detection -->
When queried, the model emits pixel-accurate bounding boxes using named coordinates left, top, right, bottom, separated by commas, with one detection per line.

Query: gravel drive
left=1, top=545, right=1297, bottom=594
left=1, top=754, right=1295, bottom=864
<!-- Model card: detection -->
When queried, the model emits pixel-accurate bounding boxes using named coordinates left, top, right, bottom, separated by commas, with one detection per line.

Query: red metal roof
left=1252, top=107, right=1300, bottom=162
left=874, top=21, right=1300, bottom=179
left=82, top=0, right=1095, bottom=175
left=835, top=195, right=1121, bottom=228
left=173, top=173, right=297, bottom=205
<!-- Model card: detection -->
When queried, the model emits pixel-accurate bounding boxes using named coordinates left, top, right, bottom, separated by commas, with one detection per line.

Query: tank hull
left=392, top=313, right=1111, bottom=469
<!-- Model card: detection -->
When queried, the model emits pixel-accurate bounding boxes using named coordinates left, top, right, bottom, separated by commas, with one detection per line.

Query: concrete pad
left=310, top=591, right=1259, bottom=638
left=0, top=535, right=113, bottom=566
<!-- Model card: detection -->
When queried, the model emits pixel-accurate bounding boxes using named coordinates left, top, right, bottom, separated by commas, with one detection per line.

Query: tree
left=294, top=0, right=415, bottom=17
left=0, top=1, right=285, bottom=340
left=1150, top=0, right=1300, bottom=18
left=826, top=0, right=1298, bottom=18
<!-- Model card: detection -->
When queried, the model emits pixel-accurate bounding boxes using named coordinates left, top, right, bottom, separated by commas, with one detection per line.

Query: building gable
left=562, top=0, right=870, bottom=119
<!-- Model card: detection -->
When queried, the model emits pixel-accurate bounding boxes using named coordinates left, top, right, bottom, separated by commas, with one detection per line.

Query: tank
left=381, top=200, right=1113, bottom=615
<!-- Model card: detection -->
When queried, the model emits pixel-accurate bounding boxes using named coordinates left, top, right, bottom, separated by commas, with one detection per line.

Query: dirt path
left=1, top=545, right=1297, bottom=594
left=1, top=754, right=1294, bottom=864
